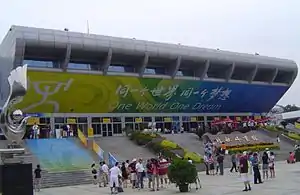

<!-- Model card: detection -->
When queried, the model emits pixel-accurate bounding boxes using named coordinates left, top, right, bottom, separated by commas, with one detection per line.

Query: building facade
left=0, top=25, right=298, bottom=136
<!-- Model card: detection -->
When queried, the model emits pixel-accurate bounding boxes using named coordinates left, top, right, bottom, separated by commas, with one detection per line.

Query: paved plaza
left=37, top=161, right=300, bottom=195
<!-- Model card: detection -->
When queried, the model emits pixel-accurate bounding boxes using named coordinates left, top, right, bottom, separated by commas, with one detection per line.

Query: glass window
left=144, top=68, right=156, bottom=74
left=143, top=117, right=152, bottom=122
left=92, top=117, right=101, bottom=123
left=197, top=116, right=204, bottom=121
left=39, top=118, right=50, bottom=124
left=155, top=117, right=162, bottom=122
left=78, top=117, right=87, bottom=123
left=67, top=63, right=91, bottom=70
left=112, top=117, right=121, bottom=123
left=125, top=117, right=133, bottom=122
left=182, top=116, right=190, bottom=121
left=24, top=60, right=54, bottom=68
left=54, top=117, right=65, bottom=123
left=176, top=70, right=183, bottom=76
left=207, top=116, right=214, bottom=121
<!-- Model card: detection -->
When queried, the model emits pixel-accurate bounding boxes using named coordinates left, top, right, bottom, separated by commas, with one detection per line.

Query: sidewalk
left=37, top=161, right=300, bottom=195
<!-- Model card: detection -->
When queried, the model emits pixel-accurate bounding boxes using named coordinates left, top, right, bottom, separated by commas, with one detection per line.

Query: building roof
left=0, top=25, right=297, bottom=70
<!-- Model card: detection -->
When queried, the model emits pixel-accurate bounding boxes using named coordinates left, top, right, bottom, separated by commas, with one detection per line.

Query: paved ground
left=37, top=161, right=300, bottom=195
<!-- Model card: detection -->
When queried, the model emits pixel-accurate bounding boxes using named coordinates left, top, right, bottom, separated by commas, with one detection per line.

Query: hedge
left=264, top=126, right=300, bottom=141
left=227, top=144, right=280, bottom=154
left=129, top=132, right=203, bottom=163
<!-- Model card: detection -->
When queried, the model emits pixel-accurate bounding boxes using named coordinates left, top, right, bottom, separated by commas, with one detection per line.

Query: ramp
left=95, top=136, right=155, bottom=162
left=161, top=133, right=232, bottom=167
left=256, top=130, right=295, bottom=161
left=25, top=138, right=93, bottom=172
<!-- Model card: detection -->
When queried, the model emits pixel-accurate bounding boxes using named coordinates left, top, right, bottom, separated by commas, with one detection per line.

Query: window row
left=24, top=59, right=293, bottom=84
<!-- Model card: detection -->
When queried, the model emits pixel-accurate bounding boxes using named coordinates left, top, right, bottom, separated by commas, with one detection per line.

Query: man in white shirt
left=135, top=158, right=145, bottom=189
left=101, top=161, right=109, bottom=186
left=109, top=162, right=121, bottom=194
left=32, top=123, right=39, bottom=139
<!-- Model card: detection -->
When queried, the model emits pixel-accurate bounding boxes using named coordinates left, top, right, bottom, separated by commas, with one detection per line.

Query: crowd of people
left=92, top=156, right=172, bottom=194
left=203, top=139, right=280, bottom=192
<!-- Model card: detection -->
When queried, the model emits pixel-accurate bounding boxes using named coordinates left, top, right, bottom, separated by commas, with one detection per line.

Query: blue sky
left=0, top=0, right=299, bottom=105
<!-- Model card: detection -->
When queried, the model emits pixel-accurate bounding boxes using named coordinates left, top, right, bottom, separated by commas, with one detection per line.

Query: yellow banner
left=67, top=118, right=76, bottom=124
left=295, top=122, right=300, bottom=129
left=27, top=117, right=40, bottom=125
left=92, top=141, right=104, bottom=160
left=78, top=129, right=87, bottom=147
left=190, top=117, right=197, bottom=122
left=88, top=128, right=94, bottom=137
left=103, top=118, right=111, bottom=123
left=135, top=117, right=143, bottom=123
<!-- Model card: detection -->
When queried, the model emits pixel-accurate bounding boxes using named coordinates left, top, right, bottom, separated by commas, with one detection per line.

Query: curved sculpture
left=0, top=65, right=30, bottom=144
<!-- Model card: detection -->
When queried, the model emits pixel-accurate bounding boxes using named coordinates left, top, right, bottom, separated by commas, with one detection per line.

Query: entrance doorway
left=102, top=123, right=113, bottom=137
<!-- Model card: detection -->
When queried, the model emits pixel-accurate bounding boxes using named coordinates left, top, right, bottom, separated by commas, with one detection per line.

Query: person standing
left=135, top=158, right=145, bottom=189
left=239, top=152, right=251, bottom=192
left=109, top=162, right=121, bottom=194
left=34, top=165, right=42, bottom=192
left=204, top=154, right=210, bottom=175
left=217, top=153, right=224, bottom=175
left=128, top=159, right=137, bottom=188
left=269, top=152, right=276, bottom=178
left=158, top=156, right=169, bottom=188
left=230, top=153, right=238, bottom=172
left=251, top=153, right=263, bottom=184
left=261, top=152, right=269, bottom=180
left=91, top=163, right=98, bottom=185
left=101, top=161, right=109, bottom=187
left=151, top=158, right=160, bottom=191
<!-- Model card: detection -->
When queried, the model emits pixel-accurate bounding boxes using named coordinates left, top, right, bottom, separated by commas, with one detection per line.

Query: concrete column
left=270, top=68, right=278, bottom=84
left=102, top=48, right=113, bottom=75
left=199, top=60, right=210, bottom=80
left=226, top=62, right=235, bottom=81
left=62, top=44, right=71, bottom=71
left=204, top=116, right=208, bottom=126
left=13, top=39, right=26, bottom=68
left=249, top=64, right=258, bottom=83
left=171, top=56, right=182, bottom=78
left=138, top=52, right=149, bottom=76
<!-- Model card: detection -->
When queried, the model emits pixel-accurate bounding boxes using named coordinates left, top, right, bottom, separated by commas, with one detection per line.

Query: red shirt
left=158, top=160, right=169, bottom=175
left=152, top=163, right=159, bottom=175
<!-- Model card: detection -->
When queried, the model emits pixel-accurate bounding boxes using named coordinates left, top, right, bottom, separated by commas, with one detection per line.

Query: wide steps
left=40, top=170, right=93, bottom=188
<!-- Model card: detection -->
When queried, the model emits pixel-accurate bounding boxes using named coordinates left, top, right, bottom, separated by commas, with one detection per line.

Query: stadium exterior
left=0, top=25, right=298, bottom=136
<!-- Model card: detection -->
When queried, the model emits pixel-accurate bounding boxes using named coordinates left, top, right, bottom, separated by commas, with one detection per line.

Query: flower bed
left=129, top=132, right=203, bottom=163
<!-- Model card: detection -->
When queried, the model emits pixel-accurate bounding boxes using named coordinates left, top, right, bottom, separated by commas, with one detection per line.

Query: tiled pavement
left=36, top=161, right=300, bottom=195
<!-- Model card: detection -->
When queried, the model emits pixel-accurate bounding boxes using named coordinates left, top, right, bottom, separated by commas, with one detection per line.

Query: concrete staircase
left=40, top=170, right=93, bottom=188
left=94, top=136, right=155, bottom=162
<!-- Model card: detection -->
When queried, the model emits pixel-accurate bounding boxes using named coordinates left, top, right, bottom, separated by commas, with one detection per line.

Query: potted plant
left=168, top=159, right=198, bottom=192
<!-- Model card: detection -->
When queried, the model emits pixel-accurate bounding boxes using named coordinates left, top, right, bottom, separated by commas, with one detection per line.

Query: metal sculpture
left=0, top=65, right=30, bottom=145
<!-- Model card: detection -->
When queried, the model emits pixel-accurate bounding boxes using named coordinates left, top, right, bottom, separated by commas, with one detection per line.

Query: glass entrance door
left=102, top=124, right=113, bottom=137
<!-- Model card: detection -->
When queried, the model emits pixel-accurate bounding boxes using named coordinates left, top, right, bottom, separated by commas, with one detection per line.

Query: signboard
left=135, top=117, right=143, bottom=123
left=17, top=70, right=289, bottom=113
left=190, top=117, right=197, bottom=122
left=204, top=132, right=272, bottom=146
left=164, top=117, right=172, bottom=122
left=102, top=118, right=111, bottom=123
left=67, top=118, right=76, bottom=124
left=88, top=128, right=94, bottom=137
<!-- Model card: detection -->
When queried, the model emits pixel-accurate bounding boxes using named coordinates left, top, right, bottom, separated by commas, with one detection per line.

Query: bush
left=168, top=159, right=198, bottom=192
left=160, top=140, right=179, bottom=149
left=184, top=152, right=203, bottom=163
left=287, top=132, right=300, bottom=140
